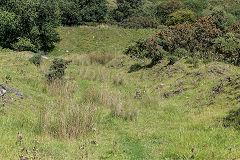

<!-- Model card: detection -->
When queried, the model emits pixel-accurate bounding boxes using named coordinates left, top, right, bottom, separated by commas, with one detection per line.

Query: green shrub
left=124, top=15, right=229, bottom=65
left=45, top=58, right=68, bottom=81
left=29, top=53, right=42, bottom=66
left=194, top=16, right=222, bottom=51
left=59, top=0, right=108, bottom=25
left=112, top=0, right=144, bottom=22
left=167, top=56, right=179, bottom=65
left=155, top=0, right=184, bottom=24
left=213, top=32, right=240, bottom=65
left=173, top=48, right=189, bottom=57
left=124, top=38, right=168, bottom=65
left=227, top=23, right=240, bottom=38
left=0, top=11, right=20, bottom=49
left=12, top=37, right=36, bottom=52
left=120, top=16, right=159, bottom=29
left=182, top=0, right=209, bottom=17
left=0, top=0, right=61, bottom=52
left=166, top=9, right=196, bottom=25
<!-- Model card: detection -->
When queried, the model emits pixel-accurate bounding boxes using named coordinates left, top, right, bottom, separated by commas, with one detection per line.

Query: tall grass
left=39, top=100, right=97, bottom=139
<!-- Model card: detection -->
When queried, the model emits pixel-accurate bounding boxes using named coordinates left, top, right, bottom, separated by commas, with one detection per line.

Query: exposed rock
left=12, top=88, right=24, bottom=99
left=156, top=83, right=164, bottom=89
left=173, top=61, right=180, bottom=66
left=134, top=90, right=142, bottom=99
left=196, top=70, right=201, bottom=76
left=0, top=89, right=6, bottom=96
left=0, top=83, right=24, bottom=99
left=163, top=88, right=188, bottom=98
left=0, top=83, right=11, bottom=92
left=41, top=56, right=49, bottom=60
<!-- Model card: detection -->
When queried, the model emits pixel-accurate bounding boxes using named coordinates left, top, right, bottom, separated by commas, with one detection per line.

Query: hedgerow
left=125, top=14, right=240, bottom=65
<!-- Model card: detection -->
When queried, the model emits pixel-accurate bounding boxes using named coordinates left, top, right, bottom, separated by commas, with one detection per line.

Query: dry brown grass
left=69, top=53, right=116, bottom=67
left=113, top=74, right=125, bottom=86
left=39, top=100, right=97, bottom=139
left=88, top=53, right=116, bottom=65
left=79, top=67, right=107, bottom=83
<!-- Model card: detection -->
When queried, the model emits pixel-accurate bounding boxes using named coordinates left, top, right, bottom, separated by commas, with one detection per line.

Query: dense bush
left=45, top=58, right=68, bottom=81
left=124, top=13, right=240, bottom=65
left=112, top=0, right=144, bottom=22
left=0, top=11, right=19, bottom=48
left=120, top=16, right=159, bottom=29
left=155, top=0, right=184, bottom=24
left=213, top=32, right=240, bottom=65
left=29, top=53, right=42, bottom=66
left=0, top=0, right=60, bottom=52
left=125, top=38, right=168, bottom=64
left=182, top=0, right=209, bottom=17
left=166, top=9, right=196, bottom=25
left=228, top=23, right=240, bottom=38
left=59, top=0, right=108, bottom=25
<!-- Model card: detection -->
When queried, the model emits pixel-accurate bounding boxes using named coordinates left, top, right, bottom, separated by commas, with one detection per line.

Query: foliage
left=228, top=23, right=240, bottom=38
left=125, top=38, right=168, bottom=64
left=120, top=16, right=159, bottom=29
left=45, top=58, right=68, bottom=81
left=0, top=0, right=61, bottom=52
left=124, top=14, right=240, bottom=65
left=173, top=48, right=189, bottom=57
left=112, top=0, right=145, bottom=22
left=166, top=9, right=196, bottom=25
left=59, top=0, right=108, bottom=25
left=182, top=0, right=209, bottom=17
left=155, top=0, right=184, bottom=24
left=0, top=11, right=19, bottom=49
left=12, top=37, right=36, bottom=51
left=29, top=53, right=42, bottom=66
left=167, top=55, right=179, bottom=65
left=213, top=32, right=240, bottom=65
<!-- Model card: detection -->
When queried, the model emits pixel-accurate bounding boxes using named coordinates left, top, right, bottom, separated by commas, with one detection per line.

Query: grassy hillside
left=50, top=26, right=157, bottom=56
left=1, top=26, right=240, bottom=159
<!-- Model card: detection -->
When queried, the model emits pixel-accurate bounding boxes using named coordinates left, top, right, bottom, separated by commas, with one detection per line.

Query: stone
left=173, top=61, right=180, bottom=66
left=0, top=89, right=6, bottom=96
left=12, top=88, right=24, bottom=99
left=0, top=83, right=10, bottom=92
left=156, top=83, right=164, bottom=89
left=41, top=56, right=49, bottom=60
left=196, top=70, right=201, bottom=76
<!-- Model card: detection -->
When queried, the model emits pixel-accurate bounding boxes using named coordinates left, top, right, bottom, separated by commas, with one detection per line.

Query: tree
left=112, top=0, right=144, bottom=22
left=0, top=0, right=61, bottom=52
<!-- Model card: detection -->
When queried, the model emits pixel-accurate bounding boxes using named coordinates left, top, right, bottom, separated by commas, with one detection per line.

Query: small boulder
left=0, top=89, right=6, bottom=96
left=156, top=83, right=164, bottom=89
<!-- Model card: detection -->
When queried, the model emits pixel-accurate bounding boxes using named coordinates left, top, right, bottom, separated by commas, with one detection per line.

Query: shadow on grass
left=128, top=61, right=158, bottom=73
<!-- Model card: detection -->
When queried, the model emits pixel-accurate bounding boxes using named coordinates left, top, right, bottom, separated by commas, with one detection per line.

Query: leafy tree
left=166, top=9, right=196, bottom=25
left=0, top=0, right=61, bottom=52
left=155, top=0, right=184, bottom=24
left=59, top=0, right=108, bottom=25
left=112, top=0, right=144, bottom=22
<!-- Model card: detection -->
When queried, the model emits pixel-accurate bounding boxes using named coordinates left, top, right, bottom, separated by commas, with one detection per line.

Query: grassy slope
left=50, top=25, right=157, bottom=56
left=0, top=26, right=240, bottom=159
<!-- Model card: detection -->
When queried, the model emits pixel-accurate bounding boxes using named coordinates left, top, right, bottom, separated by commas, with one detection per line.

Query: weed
left=16, top=132, right=40, bottom=160
left=45, top=58, right=69, bottom=81
left=39, top=101, right=97, bottom=139
left=29, top=53, right=42, bottom=66
left=113, top=75, right=124, bottom=86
